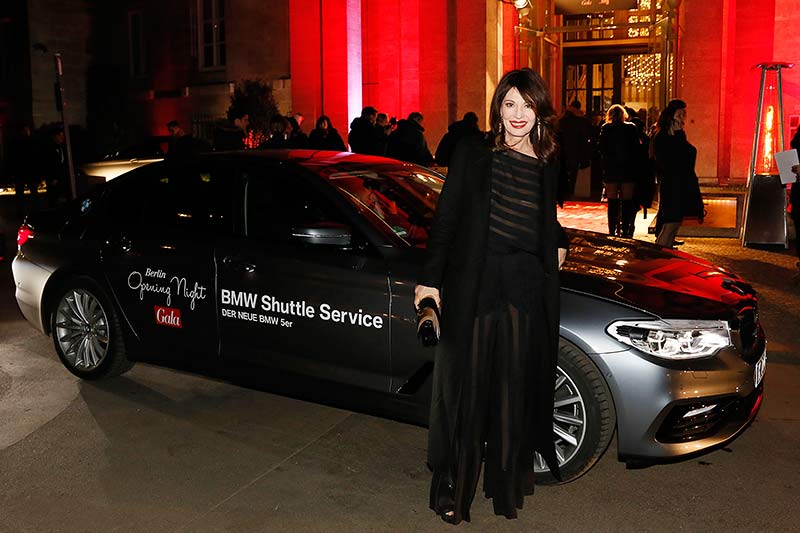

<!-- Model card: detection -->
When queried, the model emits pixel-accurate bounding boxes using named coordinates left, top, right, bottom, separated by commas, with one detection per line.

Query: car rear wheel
left=51, top=278, right=133, bottom=379
left=535, top=340, right=616, bottom=484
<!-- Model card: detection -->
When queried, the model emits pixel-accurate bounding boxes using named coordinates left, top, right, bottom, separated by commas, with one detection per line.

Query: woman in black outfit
left=414, top=68, right=568, bottom=525
left=308, top=115, right=347, bottom=151
left=790, top=127, right=800, bottom=269
left=598, top=104, right=641, bottom=236
left=652, top=99, right=704, bottom=247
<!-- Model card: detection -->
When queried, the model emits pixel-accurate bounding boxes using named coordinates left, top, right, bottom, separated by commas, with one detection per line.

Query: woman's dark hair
left=488, top=68, right=557, bottom=161
left=656, top=99, right=687, bottom=133
left=315, top=115, right=331, bottom=129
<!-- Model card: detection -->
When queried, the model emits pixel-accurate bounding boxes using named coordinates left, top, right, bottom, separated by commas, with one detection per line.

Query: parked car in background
left=12, top=150, right=766, bottom=483
left=80, top=136, right=168, bottom=182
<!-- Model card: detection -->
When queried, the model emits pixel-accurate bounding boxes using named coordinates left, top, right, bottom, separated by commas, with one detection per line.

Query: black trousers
left=430, top=253, right=543, bottom=523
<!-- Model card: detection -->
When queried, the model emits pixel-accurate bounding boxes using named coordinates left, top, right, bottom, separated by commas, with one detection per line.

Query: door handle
left=221, top=256, right=257, bottom=273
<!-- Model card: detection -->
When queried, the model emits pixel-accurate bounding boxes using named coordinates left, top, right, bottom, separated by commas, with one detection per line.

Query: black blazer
left=419, top=137, right=565, bottom=478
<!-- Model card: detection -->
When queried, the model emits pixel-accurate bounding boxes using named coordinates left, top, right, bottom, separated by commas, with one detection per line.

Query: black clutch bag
left=416, top=297, right=440, bottom=347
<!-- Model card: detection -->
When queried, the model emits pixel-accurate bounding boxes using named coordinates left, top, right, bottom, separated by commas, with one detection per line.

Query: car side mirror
left=291, top=223, right=352, bottom=246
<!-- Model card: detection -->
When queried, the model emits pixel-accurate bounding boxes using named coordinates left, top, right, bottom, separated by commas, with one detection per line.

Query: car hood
left=560, top=230, right=756, bottom=320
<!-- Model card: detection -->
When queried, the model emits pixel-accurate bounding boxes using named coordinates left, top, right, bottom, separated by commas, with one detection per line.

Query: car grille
left=729, top=307, right=764, bottom=363
left=655, top=387, right=762, bottom=444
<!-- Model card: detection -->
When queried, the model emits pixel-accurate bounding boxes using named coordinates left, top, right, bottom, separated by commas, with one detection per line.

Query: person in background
left=213, top=109, right=249, bottom=151
left=652, top=99, right=704, bottom=247
left=375, top=113, right=392, bottom=155
left=259, top=115, right=292, bottom=149
left=414, top=68, right=568, bottom=525
left=42, top=125, right=69, bottom=206
left=348, top=106, right=379, bottom=154
left=9, top=124, right=40, bottom=213
left=286, top=115, right=308, bottom=148
left=434, top=111, right=483, bottom=168
left=624, top=105, right=656, bottom=225
left=167, top=120, right=194, bottom=161
left=386, top=112, right=434, bottom=166
left=789, top=127, right=800, bottom=269
left=308, top=115, right=347, bottom=151
left=598, top=104, right=640, bottom=236
left=556, top=100, right=592, bottom=206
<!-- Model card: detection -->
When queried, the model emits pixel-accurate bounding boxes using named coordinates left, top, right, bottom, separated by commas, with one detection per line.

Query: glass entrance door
left=565, top=60, right=618, bottom=127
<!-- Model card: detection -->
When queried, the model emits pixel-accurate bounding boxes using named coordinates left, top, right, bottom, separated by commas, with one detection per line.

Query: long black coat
left=418, top=138, right=564, bottom=478
left=653, top=130, right=704, bottom=223
left=598, top=121, right=640, bottom=182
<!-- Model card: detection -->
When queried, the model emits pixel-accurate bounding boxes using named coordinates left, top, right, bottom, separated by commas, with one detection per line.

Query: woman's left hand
left=558, top=248, right=567, bottom=269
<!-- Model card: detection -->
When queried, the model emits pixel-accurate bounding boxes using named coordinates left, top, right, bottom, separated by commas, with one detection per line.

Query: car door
left=217, top=161, right=391, bottom=391
left=101, top=160, right=233, bottom=355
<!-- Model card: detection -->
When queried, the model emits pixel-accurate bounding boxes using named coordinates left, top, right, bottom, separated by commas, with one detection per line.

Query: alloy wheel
left=534, top=365, right=587, bottom=472
left=54, top=289, right=110, bottom=371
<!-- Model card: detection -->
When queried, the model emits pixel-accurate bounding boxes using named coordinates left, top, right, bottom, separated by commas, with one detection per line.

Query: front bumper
left=593, top=345, right=764, bottom=461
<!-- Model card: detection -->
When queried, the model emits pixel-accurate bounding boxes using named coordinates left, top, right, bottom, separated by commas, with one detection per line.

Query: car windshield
left=306, top=162, right=443, bottom=247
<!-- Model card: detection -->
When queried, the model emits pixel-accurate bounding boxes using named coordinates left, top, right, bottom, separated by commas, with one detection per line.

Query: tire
left=50, top=277, right=134, bottom=380
left=535, top=340, right=616, bottom=484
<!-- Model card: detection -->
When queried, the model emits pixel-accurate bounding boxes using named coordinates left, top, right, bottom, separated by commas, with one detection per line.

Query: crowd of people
left=5, top=90, right=798, bottom=257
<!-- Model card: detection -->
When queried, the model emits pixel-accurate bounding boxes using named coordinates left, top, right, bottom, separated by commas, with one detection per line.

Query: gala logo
left=154, top=306, right=182, bottom=328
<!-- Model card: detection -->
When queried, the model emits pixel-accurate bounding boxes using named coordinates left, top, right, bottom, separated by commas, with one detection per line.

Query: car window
left=107, top=162, right=233, bottom=236
left=320, top=165, right=442, bottom=248
left=243, top=167, right=348, bottom=242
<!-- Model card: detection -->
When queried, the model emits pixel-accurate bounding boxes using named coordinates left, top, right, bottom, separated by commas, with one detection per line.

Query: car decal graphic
left=154, top=306, right=182, bottom=328
left=127, top=268, right=208, bottom=310
left=220, top=289, right=384, bottom=329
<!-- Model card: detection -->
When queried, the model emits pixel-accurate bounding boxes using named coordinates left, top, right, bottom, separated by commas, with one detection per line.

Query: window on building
left=198, top=0, right=226, bottom=69
left=128, top=11, right=146, bottom=77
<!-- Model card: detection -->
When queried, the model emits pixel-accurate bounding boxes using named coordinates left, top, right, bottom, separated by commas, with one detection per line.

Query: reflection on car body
left=11, top=150, right=765, bottom=483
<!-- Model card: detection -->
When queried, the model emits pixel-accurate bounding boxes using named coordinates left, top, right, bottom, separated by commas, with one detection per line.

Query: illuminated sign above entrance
left=555, top=0, right=638, bottom=15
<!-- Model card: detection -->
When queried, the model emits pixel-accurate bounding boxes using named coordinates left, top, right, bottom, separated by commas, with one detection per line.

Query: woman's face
left=672, top=108, right=687, bottom=130
left=501, top=87, right=537, bottom=141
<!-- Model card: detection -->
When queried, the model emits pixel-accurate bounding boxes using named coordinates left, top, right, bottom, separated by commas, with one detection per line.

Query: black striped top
left=488, top=149, right=543, bottom=255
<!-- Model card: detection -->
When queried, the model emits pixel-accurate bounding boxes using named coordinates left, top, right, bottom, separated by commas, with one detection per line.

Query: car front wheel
left=50, top=278, right=133, bottom=379
left=535, top=340, right=616, bottom=484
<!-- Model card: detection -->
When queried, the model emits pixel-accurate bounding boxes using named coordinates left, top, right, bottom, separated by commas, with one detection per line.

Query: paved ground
left=1, top=194, right=799, bottom=532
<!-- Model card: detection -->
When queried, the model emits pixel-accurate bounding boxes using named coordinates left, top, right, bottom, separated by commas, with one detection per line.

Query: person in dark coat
left=41, top=125, right=69, bottom=206
left=348, top=106, right=379, bottom=154
left=308, top=115, right=347, bottom=151
left=258, top=115, right=292, bottom=149
left=789, top=127, right=800, bottom=268
left=213, top=110, right=249, bottom=151
left=386, top=112, right=434, bottom=166
left=374, top=113, right=392, bottom=155
left=624, top=106, right=655, bottom=224
left=286, top=115, right=308, bottom=148
left=598, top=104, right=641, bottom=236
left=653, top=99, right=704, bottom=247
left=556, top=100, right=592, bottom=206
left=166, top=120, right=208, bottom=162
left=415, top=68, right=568, bottom=525
left=9, top=125, right=40, bottom=211
left=434, top=111, right=483, bottom=167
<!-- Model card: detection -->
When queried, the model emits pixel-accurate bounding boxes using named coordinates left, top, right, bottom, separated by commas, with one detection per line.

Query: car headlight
left=606, top=319, right=731, bottom=359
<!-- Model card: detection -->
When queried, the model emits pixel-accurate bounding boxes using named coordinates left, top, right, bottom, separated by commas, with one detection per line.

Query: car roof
left=205, top=149, right=415, bottom=168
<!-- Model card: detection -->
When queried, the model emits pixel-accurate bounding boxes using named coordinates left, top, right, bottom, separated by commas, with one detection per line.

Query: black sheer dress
left=430, top=149, right=547, bottom=522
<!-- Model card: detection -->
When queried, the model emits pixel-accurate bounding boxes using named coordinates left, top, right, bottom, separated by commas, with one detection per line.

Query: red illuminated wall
left=681, top=0, right=800, bottom=182
left=290, top=0, right=502, bottom=152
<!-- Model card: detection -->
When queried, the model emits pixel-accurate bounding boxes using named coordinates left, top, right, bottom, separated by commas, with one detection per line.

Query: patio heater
left=741, top=62, right=793, bottom=247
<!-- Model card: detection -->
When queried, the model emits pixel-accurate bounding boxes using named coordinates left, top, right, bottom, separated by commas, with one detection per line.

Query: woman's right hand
left=414, top=285, right=441, bottom=311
